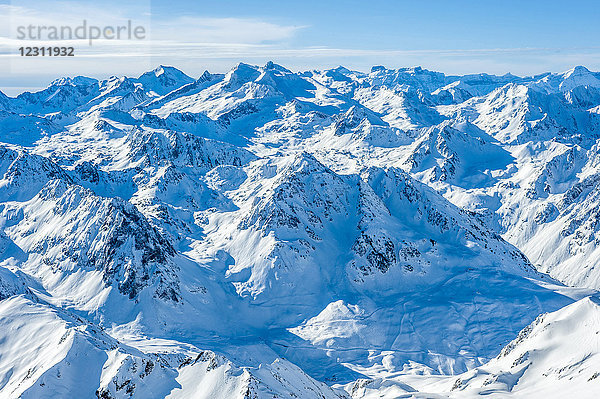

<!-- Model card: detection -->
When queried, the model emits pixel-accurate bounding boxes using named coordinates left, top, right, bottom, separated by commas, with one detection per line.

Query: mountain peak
left=558, top=65, right=600, bottom=91
left=332, top=65, right=351, bottom=73
left=262, top=61, right=292, bottom=74
left=564, top=65, right=591, bottom=77
left=199, top=70, right=212, bottom=82
left=154, top=65, right=170, bottom=76
left=370, top=65, right=387, bottom=73
left=224, top=62, right=261, bottom=87
left=139, top=65, right=191, bottom=79
left=49, top=76, right=98, bottom=87
left=136, top=65, right=194, bottom=95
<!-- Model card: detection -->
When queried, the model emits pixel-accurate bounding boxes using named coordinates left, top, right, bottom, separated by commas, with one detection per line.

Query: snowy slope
left=344, top=295, right=600, bottom=398
left=447, top=295, right=600, bottom=397
left=0, top=290, right=345, bottom=399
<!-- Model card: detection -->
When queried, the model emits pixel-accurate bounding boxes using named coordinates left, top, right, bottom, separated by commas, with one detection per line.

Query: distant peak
left=557, top=65, right=600, bottom=91
left=233, top=62, right=256, bottom=70
left=50, top=76, right=98, bottom=87
left=153, top=65, right=169, bottom=76
left=371, top=65, right=428, bottom=75
left=134, top=65, right=194, bottom=95
left=138, top=65, right=192, bottom=81
left=371, top=65, right=387, bottom=73
left=570, top=65, right=590, bottom=73
left=262, top=61, right=292, bottom=74
left=199, top=70, right=212, bottom=82
left=562, top=65, right=592, bottom=79
left=225, top=63, right=261, bottom=86
left=229, top=62, right=260, bottom=76
left=332, top=65, right=351, bottom=73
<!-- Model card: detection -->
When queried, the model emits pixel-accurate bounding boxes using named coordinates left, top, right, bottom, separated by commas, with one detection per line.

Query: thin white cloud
left=151, top=17, right=306, bottom=44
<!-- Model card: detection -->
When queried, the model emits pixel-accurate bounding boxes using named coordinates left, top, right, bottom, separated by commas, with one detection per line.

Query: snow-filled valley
left=1, top=62, right=600, bottom=398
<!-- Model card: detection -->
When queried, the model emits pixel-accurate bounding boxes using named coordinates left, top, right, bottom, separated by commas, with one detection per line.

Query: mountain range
left=1, top=62, right=600, bottom=398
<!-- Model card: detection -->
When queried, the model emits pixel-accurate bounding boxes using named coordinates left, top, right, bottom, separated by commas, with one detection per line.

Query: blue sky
left=1, top=0, right=599, bottom=94
left=150, top=0, right=598, bottom=50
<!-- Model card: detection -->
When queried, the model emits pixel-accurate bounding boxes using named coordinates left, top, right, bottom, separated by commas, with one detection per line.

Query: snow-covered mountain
left=344, top=295, right=600, bottom=398
left=1, top=62, right=599, bottom=398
